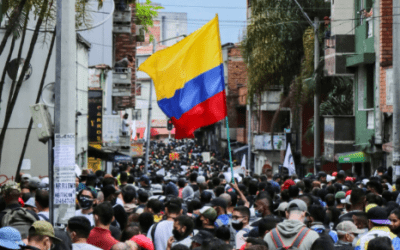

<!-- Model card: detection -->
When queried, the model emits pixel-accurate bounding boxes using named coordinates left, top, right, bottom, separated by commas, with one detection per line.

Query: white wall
left=331, top=0, right=355, bottom=35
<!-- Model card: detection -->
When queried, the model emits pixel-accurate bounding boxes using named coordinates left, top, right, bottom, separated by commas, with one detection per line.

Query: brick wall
left=113, top=4, right=137, bottom=110
left=138, top=20, right=161, bottom=46
left=226, top=45, right=248, bottom=128
left=379, top=0, right=393, bottom=113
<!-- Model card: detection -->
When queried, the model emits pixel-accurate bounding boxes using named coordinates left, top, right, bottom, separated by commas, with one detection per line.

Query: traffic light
left=167, top=119, right=173, bottom=130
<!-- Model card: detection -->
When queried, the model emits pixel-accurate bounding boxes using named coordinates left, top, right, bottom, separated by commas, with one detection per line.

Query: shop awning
left=335, top=151, right=370, bottom=163
left=88, top=146, right=132, bottom=162
left=346, top=53, right=375, bottom=67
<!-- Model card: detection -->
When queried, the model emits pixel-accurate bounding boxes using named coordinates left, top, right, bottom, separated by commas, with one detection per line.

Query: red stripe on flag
left=171, top=91, right=227, bottom=139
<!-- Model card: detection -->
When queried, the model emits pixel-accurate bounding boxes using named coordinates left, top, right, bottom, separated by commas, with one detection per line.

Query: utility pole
left=53, top=0, right=77, bottom=225
left=293, top=0, right=320, bottom=174
left=247, top=103, right=252, bottom=174
left=313, top=17, right=320, bottom=174
left=393, top=0, right=400, bottom=182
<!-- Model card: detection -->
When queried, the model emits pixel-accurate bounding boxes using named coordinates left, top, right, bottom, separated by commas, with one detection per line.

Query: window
left=136, top=83, right=141, bottom=96
left=132, top=110, right=141, bottom=120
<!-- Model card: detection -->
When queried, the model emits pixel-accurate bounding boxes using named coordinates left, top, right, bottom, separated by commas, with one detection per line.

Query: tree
left=241, top=0, right=329, bottom=105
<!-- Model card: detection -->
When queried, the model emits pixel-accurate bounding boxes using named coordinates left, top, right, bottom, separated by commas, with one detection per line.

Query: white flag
left=131, top=120, right=137, bottom=140
left=283, top=143, right=296, bottom=176
left=241, top=155, right=246, bottom=168
left=156, top=168, right=165, bottom=176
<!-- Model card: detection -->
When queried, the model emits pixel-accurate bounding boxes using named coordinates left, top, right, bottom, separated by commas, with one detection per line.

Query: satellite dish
left=41, top=82, right=55, bottom=107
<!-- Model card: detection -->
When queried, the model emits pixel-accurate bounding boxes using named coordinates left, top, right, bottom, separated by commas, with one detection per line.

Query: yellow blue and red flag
left=138, top=15, right=227, bottom=139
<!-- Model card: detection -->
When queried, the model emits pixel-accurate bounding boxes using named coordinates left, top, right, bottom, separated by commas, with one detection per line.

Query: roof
left=137, top=44, right=168, bottom=55
left=76, top=33, right=91, bottom=49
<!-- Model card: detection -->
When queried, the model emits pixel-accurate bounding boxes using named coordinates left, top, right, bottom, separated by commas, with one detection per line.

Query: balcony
left=221, top=127, right=237, bottom=140
left=112, top=68, right=131, bottom=97
left=253, top=133, right=286, bottom=151
left=113, top=5, right=131, bottom=34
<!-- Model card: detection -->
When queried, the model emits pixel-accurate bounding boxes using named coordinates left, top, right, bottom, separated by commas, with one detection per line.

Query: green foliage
left=136, top=0, right=164, bottom=42
left=241, top=0, right=329, bottom=106
left=304, top=76, right=354, bottom=140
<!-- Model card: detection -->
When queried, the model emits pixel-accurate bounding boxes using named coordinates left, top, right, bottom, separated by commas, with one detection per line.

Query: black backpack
left=270, top=227, right=311, bottom=250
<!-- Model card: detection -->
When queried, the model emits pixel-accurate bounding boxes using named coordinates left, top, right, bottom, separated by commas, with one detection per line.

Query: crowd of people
left=1, top=139, right=400, bottom=250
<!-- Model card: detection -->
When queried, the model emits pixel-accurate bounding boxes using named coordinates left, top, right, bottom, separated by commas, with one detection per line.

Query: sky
left=151, top=0, right=247, bottom=44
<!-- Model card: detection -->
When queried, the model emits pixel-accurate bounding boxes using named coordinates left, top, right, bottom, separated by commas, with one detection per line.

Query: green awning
left=336, top=151, right=370, bottom=163
left=346, top=53, right=375, bottom=67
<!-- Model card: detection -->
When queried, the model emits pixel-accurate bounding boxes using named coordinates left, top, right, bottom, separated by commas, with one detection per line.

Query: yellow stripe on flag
left=138, top=15, right=223, bottom=101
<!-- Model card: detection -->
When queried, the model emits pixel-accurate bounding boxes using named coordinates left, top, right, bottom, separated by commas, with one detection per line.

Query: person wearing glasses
left=232, top=206, right=252, bottom=250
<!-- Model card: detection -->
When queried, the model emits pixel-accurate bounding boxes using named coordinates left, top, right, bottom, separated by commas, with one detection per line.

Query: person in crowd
left=24, top=221, right=62, bottom=250
left=211, top=197, right=230, bottom=227
left=307, top=204, right=337, bottom=244
left=198, top=207, right=217, bottom=235
left=121, top=186, right=137, bottom=215
left=334, top=221, right=365, bottom=250
left=136, top=190, right=149, bottom=215
left=67, top=216, right=102, bottom=250
left=189, top=230, right=214, bottom=249
left=75, top=188, right=97, bottom=226
left=87, top=202, right=119, bottom=250
left=148, top=198, right=182, bottom=250
left=232, top=206, right=252, bottom=249
left=367, top=237, right=393, bottom=250
left=166, top=215, right=194, bottom=248
left=145, top=199, right=163, bottom=223
left=0, top=227, right=26, bottom=250
left=355, top=206, right=399, bottom=250
left=264, top=199, right=320, bottom=250
left=102, top=185, right=127, bottom=230
left=0, top=181, right=39, bottom=239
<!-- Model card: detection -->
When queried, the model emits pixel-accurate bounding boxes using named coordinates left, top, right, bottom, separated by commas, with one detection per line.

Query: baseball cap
left=24, top=197, right=36, bottom=208
left=101, top=185, right=121, bottom=198
left=197, top=176, right=206, bottom=184
left=28, top=177, right=41, bottom=189
left=200, top=206, right=217, bottom=221
left=191, top=230, right=214, bottom=244
left=210, top=198, right=228, bottom=210
left=130, top=235, right=154, bottom=250
left=367, top=206, right=390, bottom=225
left=0, top=227, right=25, bottom=249
left=335, top=191, right=345, bottom=200
left=274, top=202, right=288, bottom=212
left=21, top=174, right=32, bottom=181
left=30, top=221, right=62, bottom=243
left=140, top=175, right=150, bottom=185
left=1, top=181, right=21, bottom=195
left=287, top=199, right=309, bottom=214
left=243, top=227, right=259, bottom=238
left=336, top=221, right=365, bottom=235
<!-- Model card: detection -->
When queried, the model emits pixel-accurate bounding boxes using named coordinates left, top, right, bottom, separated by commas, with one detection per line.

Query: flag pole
left=225, top=117, right=235, bottom=183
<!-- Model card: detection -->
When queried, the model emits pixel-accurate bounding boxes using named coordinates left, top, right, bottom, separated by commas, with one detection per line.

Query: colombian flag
left=138, top=15, right=227, bottom=139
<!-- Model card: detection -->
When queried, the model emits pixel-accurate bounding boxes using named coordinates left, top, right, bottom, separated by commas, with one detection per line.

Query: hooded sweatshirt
left=264, top=219, right=319, bottom=250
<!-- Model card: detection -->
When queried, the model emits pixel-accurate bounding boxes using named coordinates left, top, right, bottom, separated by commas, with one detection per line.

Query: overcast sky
left=153, top=0, right=247, bottom=44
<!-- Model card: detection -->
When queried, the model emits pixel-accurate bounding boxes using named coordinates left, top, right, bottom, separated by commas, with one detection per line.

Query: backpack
left=270, top=227, right=311, bottom=250
left=38, top=213, right=50, bottom=222
left=1, top=207, right=37, bottom=239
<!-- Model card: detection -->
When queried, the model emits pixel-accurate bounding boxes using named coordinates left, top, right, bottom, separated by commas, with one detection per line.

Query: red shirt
left=87, top=227, right=119, bottom=250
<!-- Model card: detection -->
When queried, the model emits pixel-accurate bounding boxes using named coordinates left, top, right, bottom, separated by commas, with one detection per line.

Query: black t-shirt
left=113, top=203, right=128, bottom=230
left=190, top=184, right=199, bottom=192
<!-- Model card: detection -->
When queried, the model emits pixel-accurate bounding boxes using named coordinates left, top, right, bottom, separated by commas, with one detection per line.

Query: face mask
left=231, top=220, right=244, bottom=231
left=173, top=229, right=185, bottom=241
left=352, top=236, right=358, bottom=247
left=79, top=197, right=94, bottom=210
left=392, top=226, right=400, bottom=235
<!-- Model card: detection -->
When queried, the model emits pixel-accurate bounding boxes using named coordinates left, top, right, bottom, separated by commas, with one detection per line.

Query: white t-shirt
left=73, top=243, right=102, bottom=250
left=147, top=220, right=173, bottom=250
left=122, top=119, right=129, bottom=133
left=235, top=225, right=252, bottom=249
left=75, top=209, right=95, bottom=227
left=38, top=211, right=49, bottom=221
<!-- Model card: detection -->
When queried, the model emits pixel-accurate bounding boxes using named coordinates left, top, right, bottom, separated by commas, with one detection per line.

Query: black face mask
left=79, top=197, right=93, bottom=210
left=231, top=220, right=244, bottom=231
left=392, top=226, right=400, bottom=235
left=173, top=229, right=185, bottom=241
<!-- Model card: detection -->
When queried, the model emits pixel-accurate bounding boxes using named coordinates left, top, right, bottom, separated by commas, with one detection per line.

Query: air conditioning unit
left=30, top=103, right=53, bottom=143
